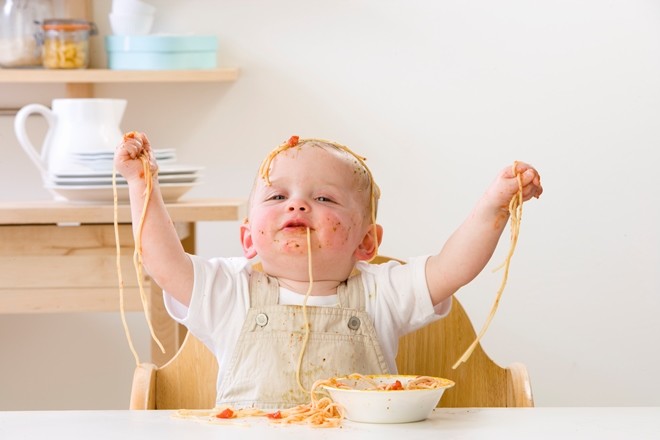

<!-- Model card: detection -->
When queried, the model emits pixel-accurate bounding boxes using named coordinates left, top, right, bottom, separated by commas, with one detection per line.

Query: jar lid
left=43, top=19, right=97, bottom=34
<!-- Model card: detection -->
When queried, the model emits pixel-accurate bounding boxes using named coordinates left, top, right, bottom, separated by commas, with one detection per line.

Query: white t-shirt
left=164, top=254, right=451, bottom=383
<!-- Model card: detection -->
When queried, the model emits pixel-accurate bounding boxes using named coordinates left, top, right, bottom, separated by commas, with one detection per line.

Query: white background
left=1, top=0, right=658, bottom=409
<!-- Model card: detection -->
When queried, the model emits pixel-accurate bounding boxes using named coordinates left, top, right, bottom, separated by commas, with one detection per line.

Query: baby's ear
left=240, top=219, right=258, bottom=259
left=355, top=224, right=383, bottom=261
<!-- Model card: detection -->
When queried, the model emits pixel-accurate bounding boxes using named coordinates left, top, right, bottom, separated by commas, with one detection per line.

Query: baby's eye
left=316, top=196, right=334, bottom=203
left=268, top=194, right=286, bottom=201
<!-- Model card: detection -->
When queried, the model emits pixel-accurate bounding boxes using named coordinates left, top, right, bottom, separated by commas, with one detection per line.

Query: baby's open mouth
left=282, top=220, right=311, bottom=230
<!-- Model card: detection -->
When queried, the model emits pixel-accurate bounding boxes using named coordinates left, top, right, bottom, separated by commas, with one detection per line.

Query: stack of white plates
left=44, top=149, right=202, bottom=203
left=71, top=148, right=177, bottom=170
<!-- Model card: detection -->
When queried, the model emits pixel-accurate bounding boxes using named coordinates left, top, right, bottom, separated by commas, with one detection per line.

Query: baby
left=115, top=134, right=543, bottom=409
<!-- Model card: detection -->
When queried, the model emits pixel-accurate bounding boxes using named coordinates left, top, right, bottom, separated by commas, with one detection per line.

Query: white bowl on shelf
left=109, top=11, right=155, bottom=35
left=111, top=0, right=156, bottom=15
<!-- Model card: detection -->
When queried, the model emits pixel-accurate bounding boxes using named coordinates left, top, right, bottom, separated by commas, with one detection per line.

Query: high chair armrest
left=130, top=363, right=157, bottom=410
left=506, top=362, right=534, bottom=407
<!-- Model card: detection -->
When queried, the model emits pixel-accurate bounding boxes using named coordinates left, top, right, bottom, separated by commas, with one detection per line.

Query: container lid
left=43, top=19, right=98, bottom=34
left=105, top=35, right=218, bottom=53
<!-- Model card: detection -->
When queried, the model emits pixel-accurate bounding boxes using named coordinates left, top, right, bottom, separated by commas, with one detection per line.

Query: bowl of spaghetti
left=321, top=374, right=454, bottom=424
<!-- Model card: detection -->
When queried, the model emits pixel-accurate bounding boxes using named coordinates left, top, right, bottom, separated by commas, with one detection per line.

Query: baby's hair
left=259, top=136, right=380, bottom=209
left=258, top=135, right=380, bottom=215
left=255, top=135, right=381, bottom=256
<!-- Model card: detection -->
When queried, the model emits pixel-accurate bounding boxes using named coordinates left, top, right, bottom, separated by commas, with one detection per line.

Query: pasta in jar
left=42, top=19, right=96, bottom=69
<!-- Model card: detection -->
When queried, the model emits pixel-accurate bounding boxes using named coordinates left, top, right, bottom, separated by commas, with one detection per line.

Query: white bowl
left=108, top=12, right=155, bottom=36
left=322, top=374, right=454, bottom=424
left=111, top=0, right=156, bottom=15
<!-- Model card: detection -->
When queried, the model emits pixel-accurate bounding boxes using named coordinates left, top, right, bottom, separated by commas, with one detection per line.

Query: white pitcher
left=14, top=98, right=127, bottom=175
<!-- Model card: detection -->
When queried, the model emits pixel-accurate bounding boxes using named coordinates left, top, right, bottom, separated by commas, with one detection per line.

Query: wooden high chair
left=129, top=257, right=534, bottom=410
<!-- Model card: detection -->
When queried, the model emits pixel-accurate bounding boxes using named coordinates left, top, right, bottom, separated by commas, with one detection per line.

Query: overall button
left=255, top=313, right=269, bottom=327
left=347, top=316, right=361, bottom=330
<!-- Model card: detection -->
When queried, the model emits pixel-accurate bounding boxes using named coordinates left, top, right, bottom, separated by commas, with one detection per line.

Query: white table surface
left=1, top=407, right=658, bottom=440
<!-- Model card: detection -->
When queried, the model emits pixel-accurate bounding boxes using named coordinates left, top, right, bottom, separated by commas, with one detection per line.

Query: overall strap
left=250, top=267, right=364, bottom=309
left=249, top=270, right=279, bottom=307
left=336, top=272, right=365, bottom=311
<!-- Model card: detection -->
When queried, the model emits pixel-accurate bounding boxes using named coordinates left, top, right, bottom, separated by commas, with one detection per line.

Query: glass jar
left=0, top=0, right=53, bottom=68
left=42, top=18, right=96, bottom=69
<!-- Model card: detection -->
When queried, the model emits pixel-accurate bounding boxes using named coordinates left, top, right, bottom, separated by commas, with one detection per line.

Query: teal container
left=105, top=35, right=218, bottom=70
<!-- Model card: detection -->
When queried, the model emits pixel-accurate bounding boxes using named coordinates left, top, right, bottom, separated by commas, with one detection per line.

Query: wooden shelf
left=0, top=67, right=239, bottom=98
left=0, top=68, right=239, bottom=84
left=0, top=198, right=246, bottom=225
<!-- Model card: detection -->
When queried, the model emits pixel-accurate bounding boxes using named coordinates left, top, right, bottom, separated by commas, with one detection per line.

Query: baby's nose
left=287, top=199, right=309, bottom=211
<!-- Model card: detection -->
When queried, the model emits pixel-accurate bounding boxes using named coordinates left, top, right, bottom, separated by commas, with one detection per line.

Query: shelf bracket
left=66, top=82, right=94, bottom=98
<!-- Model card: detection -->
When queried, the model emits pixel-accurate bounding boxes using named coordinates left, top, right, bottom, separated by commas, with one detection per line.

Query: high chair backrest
left=130, top=257, right=534, bottom=409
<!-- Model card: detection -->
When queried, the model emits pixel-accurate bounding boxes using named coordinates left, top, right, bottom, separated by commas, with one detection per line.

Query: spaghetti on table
left=175, top=374, right=451, bottom=428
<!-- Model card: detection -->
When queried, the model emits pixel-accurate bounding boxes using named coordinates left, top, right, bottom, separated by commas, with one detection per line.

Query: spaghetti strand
left=112, top=162, right=140, bottom=366
left=133, top=155, right=165, bottom=355
left=452, top=162, right=524, bottom=369
left=113, top=136, right=166, bottom=366
left=295, top=227, right=314, bottom=394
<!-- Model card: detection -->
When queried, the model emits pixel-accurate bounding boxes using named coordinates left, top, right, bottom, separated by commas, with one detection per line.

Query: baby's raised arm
left=114, top=132, right=194, bottom=306
left=425, top=162, right=543, bottom=305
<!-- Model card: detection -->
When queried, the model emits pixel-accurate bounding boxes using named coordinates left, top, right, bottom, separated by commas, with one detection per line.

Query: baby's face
left=242, top=144, right=374, bottom=280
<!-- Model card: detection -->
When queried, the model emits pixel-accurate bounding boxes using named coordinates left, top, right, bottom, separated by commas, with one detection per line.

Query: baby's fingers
left=118, top=131, right=152, bottom=159
left=122, top=131, right=141, bottom=152
left=127, top=131, right=151, bottom=152
left=519, top=169, right=543, bottom=200
left=120, top=138, right=142, bottom=159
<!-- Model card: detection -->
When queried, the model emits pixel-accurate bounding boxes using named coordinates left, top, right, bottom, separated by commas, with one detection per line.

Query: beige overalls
left=217, top=270, right=390, bottom=409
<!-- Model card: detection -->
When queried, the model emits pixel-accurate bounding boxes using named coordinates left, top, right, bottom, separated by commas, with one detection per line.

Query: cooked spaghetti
left=175, top=377, right=343, bottom=428
left=113, top=131, right=165, bottom=366
left=325, top=373, right=452, bottom=391
left=174, top=374, right=451, bottom=428
left=266, top=378, right=343, bottom=428
left=452, top=161, right=524, bottom=369
left=295, top=226, right=313, bottom=394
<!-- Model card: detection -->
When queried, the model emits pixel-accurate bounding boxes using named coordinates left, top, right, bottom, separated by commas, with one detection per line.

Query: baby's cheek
left=321, top=218, right=355, bottom=247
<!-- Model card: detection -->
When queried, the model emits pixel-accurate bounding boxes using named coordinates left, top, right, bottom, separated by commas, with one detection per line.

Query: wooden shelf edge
left=0, top=67, right=239, bottom=84
left=0, top=198, right=247, bottom=225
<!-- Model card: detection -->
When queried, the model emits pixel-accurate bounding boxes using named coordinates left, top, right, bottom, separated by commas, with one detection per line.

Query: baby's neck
left=276, top=277, right=341, bottom=296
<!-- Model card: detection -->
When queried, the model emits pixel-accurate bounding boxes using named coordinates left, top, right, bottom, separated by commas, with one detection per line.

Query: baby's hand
left=114, top=131, right=158, bottom=183
left=485, top=161, right=543, bottom=212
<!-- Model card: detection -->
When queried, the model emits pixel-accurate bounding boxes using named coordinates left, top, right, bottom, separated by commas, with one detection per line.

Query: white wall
left=1, top=0, right=658, bottom=409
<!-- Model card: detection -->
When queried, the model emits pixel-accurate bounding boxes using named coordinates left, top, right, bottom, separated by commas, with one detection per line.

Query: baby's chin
left=273, top=238, right=312, bottom=255
left=260, top=258, right=310, bottom=280
left=262, top=248, right=350, bottom=270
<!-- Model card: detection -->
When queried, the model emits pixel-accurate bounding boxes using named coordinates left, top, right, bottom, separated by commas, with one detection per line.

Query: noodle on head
left=259, top=136, right=380, bottom=257
left=452, top=161, right=524, bottom=369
